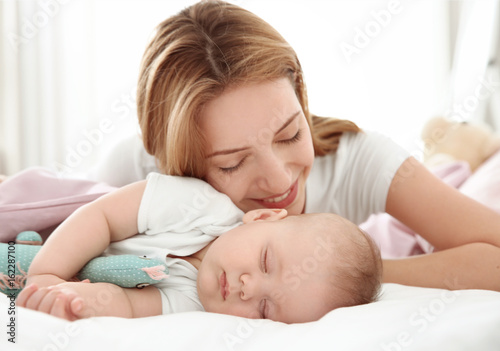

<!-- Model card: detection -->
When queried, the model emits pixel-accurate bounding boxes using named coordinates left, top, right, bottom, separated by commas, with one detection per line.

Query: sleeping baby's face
left=196, top=210, right=347, bottom=323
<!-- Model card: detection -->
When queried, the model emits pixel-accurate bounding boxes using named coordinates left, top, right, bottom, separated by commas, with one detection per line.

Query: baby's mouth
left=220, top=272, right=229, bottom=300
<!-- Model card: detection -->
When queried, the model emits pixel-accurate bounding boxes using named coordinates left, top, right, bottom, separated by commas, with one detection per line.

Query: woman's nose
left=256, top=151, right=291, bottom=192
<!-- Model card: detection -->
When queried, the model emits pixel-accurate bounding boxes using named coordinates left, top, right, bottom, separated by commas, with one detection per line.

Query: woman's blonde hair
left=137, top=0, right=360, bottom=178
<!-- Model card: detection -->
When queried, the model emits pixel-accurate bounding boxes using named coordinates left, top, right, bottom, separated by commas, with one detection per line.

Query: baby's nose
left=239, top=273, right=259, bottom=301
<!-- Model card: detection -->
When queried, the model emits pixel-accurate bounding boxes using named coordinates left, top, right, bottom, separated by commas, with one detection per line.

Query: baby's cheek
left=196, top=268, right=212, bottom=308
left=221, top=303, right=259, bottom=319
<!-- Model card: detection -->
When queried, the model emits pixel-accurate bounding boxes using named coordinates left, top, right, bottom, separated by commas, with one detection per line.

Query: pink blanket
left=1, top=150, right=500, bottom=259
left=0, top=168, right=116, bottom=242
left=361, top=149, right=500, bottom=258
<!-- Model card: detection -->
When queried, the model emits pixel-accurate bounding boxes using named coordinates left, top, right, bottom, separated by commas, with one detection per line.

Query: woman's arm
left=387, top=157, right=500, bottom=249
left=25, top=180, right=147, bottom=287
left=385, top=157, right=500, bottom=290
left=383, top=243, right=500, bottom=290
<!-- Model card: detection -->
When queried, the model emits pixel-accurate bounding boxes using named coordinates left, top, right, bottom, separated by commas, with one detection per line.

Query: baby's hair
left=330, top=225, right=382, bottom=308
left=307, top=214, right=382, bottom=311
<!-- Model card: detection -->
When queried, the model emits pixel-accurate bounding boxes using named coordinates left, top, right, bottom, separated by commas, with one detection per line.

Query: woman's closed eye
left=277, top=129, right=302, bottom=145
left=217, top=128, right=301, bottom=174
left=218, top=156, right=247, bottom=174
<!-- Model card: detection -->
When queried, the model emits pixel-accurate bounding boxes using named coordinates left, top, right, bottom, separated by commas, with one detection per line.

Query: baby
left=17, top=173, right=381, bottom=323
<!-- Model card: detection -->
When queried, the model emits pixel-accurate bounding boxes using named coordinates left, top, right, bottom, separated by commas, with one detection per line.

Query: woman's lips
left=254, top=179, right=299, bottom=209
left=220, top=272, right=228, bottom=300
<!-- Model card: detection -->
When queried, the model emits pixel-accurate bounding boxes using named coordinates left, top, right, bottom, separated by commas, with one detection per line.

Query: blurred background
left=0, top=0, right=499, bottom=176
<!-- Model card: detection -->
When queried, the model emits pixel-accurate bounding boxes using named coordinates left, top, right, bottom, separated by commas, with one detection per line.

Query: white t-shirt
left=305, top=132, right=409, bottom=224
left=105, top=173, right=243, bottom=314
left=90, top=131, right=409, bottom=225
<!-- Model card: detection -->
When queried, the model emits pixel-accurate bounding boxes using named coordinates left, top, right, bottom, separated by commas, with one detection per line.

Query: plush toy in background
left=0, top=231, right=169, bottom=298
left=421, top=116, right=500, bottom=172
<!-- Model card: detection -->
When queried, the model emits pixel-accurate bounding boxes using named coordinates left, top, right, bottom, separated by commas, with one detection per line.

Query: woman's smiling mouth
left=263, top=188, right=291, bottom=203
left=255, top=178, right=299, bottom=209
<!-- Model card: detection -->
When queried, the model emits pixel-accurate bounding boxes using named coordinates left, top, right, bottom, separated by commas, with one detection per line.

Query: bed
left=1, top=150, right=500, bottom=351
left=1, top=283, right=499, bottom=350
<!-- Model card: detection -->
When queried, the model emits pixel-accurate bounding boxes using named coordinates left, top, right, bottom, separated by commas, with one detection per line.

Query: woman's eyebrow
left=206, top=146, right=250, bottom=158
left=275, top=110, right=301, bottom=135
left=206, top=110, right=301, bottom=158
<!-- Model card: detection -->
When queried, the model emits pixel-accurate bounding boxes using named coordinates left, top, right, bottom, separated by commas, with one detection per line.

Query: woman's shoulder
left=313, top=130, right=407, bottom=164
left=340, top=130, right=399, bottom=149
left=307, top=130, right=410, bottom=223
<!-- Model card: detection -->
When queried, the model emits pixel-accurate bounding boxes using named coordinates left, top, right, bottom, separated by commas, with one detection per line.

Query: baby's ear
left=242, top=209, right=287, bottom=224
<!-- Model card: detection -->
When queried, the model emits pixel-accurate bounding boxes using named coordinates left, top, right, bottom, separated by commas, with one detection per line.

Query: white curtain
left=447, top=0, right=500, bottom=128
left=0, top=0, right=21, bottom=174
left=0, top=0, right=98, bottom=175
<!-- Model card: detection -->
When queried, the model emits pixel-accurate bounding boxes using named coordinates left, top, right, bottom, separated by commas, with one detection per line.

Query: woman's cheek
left=212, top=173, right=233, bottom=192
left=299, top=135, right=315, bottom=166
left=205, top=172, right=243, bottom=205
left=205, top=169, right=231, bottom=192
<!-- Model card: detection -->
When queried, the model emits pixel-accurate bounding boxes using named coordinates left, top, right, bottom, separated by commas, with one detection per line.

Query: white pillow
left=3, top=283, right=500, bottom=351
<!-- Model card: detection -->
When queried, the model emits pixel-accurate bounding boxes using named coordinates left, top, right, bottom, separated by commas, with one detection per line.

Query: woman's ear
left=242, top=209, right=288, bottom=224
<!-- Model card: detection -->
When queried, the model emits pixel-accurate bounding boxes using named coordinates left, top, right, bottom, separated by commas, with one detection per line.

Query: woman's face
left=199, top=78, right=315, bottom=215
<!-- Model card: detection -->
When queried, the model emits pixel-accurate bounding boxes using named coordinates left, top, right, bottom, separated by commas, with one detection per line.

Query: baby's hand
left=16, top=283, right=87, bottom=321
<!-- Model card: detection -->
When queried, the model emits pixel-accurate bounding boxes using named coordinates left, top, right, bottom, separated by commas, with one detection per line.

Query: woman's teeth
left=263, top=189, right=291, bottom=203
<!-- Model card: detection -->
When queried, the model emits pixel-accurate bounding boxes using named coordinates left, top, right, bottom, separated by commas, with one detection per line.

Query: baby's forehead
left=285, top=214, right=364, bottom=254
left=285, top=213, right=353, bottom=235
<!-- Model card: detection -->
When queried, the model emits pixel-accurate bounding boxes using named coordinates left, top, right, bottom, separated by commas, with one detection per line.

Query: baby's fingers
left=69, top=298, right=85, bottom=318
left=37, top=287, right=69, bottom=315
left=16, top=284, right=53, bottom=310
left=24, top=286, right=56, bottom=311
left=16, top=283, right=39, bottom=307
left=49, top=295, right=75, bottom=321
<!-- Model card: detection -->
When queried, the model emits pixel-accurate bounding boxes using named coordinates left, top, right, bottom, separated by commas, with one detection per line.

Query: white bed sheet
left=1, top=283, right=500, bottom=351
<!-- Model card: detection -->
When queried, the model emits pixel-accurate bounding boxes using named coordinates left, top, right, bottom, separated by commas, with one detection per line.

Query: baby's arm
left=17, top=281, right=161, bottom=320
left=22, top=180, right=147, bottom=289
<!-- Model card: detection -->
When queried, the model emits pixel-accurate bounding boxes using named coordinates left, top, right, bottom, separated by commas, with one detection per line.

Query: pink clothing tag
left=141, top=266, right=169, bottom=280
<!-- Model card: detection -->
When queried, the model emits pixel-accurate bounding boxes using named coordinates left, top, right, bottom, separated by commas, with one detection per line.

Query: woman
left=93, top=0, right=500, bottom=291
